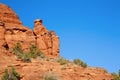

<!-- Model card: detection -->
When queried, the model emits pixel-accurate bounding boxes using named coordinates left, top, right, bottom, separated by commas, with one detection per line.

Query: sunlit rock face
left=0, top=3, right=59, bottom=58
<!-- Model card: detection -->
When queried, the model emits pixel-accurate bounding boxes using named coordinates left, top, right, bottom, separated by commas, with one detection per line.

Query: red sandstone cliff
left=0, top=3, right=113, bottom=80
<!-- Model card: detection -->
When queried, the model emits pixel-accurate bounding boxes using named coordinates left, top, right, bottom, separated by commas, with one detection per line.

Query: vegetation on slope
left=12, top=43, right=88, bottom=68
left=1, top=67, right=20, bottom=80
left=73, top=58, right=87, bottom=68
left=44, top=72, right=58, bottom=80
left=111, top=70, right=120, bottom=80
left=12, top=42, right=44, bottom=62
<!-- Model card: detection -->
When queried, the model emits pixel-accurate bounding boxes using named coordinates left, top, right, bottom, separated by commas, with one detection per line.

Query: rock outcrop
left=0, top=3, right=36, bottom=52
left=34, top=19, right=60, bottom=58
left=0, top=3, right=60, bottom=58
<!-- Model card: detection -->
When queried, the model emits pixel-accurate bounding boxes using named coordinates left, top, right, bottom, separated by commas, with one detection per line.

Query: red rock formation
left=0, top=3, right=59, bottom=58
left=0, top=3, right=36, bottom=52
left=0, top=3, right=22, bottom=28
left=0, top=3, right=114, bottom=80
left=34, top=19, right=60, bottom=58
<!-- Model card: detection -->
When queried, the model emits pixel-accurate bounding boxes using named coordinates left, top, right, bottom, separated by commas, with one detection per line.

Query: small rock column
left=34, top=19, right=52, bottom=56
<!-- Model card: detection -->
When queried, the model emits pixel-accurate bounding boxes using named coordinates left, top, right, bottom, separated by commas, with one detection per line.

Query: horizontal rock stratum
left=0, top=3, right=60, bottom=58
left=0, top=3, right=114, bottom=80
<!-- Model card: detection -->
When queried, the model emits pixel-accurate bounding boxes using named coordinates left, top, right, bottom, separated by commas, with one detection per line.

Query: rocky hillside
left=0, top=3, right=113, bottom=80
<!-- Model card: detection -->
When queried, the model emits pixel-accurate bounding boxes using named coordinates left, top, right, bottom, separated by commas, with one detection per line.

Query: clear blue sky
left=0, top=0, right=120, bottom=73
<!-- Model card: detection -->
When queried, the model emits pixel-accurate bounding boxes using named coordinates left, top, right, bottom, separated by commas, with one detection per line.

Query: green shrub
left=61, top=65, right=66, bottom=70
left=28, top=44, right=44, bottom=59
left=44, top=72, right=58, bottom=80
left=73, top=59, right=87, bottom=68
left=12, top=42, right=23, bottom=59
left=1, top=67, right=20, bottom=80
left=1, top=69, right=9, bottom=80
left=21, top=53, right=31, bottom=62
left=57, top=57, right=68, bottom=65
left=119, top=70, right=120, bottom=77
left=12, top=43, right=44, bottom=62
left=111, top=70, right=120, bottom=80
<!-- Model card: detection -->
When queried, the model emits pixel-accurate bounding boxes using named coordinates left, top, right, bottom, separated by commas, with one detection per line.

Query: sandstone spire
left=34, top=19, right=60, bottom=58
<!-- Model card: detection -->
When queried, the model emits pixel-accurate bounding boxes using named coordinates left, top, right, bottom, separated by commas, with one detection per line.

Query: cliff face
left=0, top=3, right=114, bottom=80
left=0, top=3, right=59, bottom=58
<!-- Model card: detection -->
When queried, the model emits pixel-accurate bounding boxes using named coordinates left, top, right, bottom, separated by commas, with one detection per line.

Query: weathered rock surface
left=0, top=22, right=5, bottom=47
left=0, top=3, right=59, bottom=57
left=0, top=3, right=36, bottom=52
left=0, top=3, right=22, bottom=28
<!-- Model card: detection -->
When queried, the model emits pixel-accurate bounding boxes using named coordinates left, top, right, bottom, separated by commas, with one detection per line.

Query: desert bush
left=61, top=65, right=66, bottom=70
left=111, top=70, right=120, bottom=80
left=12, top=42, right=23, bottom=59
left=57, top=57, right=68, bottom=65
left=21, top=53, right=31, bottom=62
left=44, top=72, right=58, bottom=80
left=1, top=69, right=9, bottom=80
left=73, top=59, right=87, bottom=68
left=28, top=44, right=44, bottom=59
left=1, top=67, right=20, bottom=80
left=12, top=43, right=44, bottom=62
left=119, top=70, right=120, bottom=77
